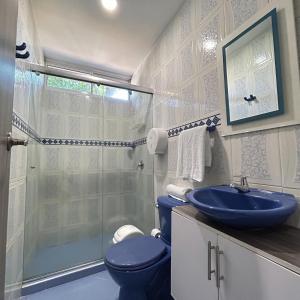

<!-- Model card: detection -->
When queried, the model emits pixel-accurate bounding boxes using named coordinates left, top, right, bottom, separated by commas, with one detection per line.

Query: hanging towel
left=176, top=126, right=212, bottom=182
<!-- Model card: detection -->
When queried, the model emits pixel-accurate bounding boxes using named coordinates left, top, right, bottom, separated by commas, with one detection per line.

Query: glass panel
left=23, top=79, right=103, bottom=280
left=23, top=77, right=154, bottom=281
left=101, top=87, right=154, bottom=253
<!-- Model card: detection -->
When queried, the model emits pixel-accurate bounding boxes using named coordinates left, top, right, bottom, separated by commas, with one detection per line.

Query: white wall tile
left=179, top=39, right=197, bottom=83
left=199, top=66, right=220, bottom=116
left=180, top=79, right=200, bottom=123
left=225, top=0, right=269, bottom=33
left=279, top=125, right=300, bottom=189
left=196, top=9, right=224, bottom=70
left=195, top=0, right=224, bottom=27
left=231, top=129, right=282, bottom=186
left=178, top=0, right=195, bottom=43
left=168, top=137, right=178, bottom=173
left=165, top=57, right=179, bottom=94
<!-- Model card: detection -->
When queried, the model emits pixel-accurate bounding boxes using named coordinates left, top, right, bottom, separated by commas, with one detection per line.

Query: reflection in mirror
left=223, top=9, right=283, bottom=125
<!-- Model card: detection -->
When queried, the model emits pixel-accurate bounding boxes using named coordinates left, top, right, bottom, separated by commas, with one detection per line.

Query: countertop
left=173, top=205, right=300, bottom=275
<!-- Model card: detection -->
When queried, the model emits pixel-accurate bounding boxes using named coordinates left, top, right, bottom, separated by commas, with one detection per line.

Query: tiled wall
left=131, top=0, right=300, bottom=228
left=6, top=0, right=44, bottom=299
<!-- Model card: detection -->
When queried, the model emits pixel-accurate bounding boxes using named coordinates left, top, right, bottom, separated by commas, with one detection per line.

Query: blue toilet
left=104, top=196, right=187, bottom=300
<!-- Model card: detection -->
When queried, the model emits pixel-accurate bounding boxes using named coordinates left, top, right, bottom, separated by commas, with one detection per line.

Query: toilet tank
left=157, top=196, right=187, bottom=245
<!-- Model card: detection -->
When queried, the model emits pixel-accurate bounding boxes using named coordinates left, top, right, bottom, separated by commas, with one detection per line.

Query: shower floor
left=24, top=236, right=107, bottom=280
left=21, top=271, right=119, bottom=300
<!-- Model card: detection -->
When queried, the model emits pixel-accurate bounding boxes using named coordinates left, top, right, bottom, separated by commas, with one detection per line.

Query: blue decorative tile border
left=12, top=113, right=134, bottom=148
left=12, top=112, right=41, bottom=142
left=167, top=114, right=221, bottom=138
left=132, top=137, right=147, bottom=147
left=131, top=113, right=222, bottom=146
left=12, top=112, right=221, bottom=148
left=41, top=138, right=133, bottom=147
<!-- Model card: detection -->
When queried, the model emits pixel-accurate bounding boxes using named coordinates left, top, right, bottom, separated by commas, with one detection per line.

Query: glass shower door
left=23, top=76, right=104, bottom=280
left=23, top=75, right=154, bottom=281
left=100, top=87, right=154, bottom=253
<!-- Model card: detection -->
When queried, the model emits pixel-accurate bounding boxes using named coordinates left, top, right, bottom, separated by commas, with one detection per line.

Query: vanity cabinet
left=171, top=212, right=218, bottom=300
left=171, top=211, right=300, bottom=300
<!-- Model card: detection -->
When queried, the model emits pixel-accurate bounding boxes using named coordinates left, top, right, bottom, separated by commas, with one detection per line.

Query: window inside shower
left=23, top=70, right=154, bottom=281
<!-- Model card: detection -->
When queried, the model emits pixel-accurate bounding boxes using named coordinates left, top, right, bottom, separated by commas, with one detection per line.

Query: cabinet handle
left=216, top=246, right=224, bottom=288
left=208, top=241, right=215, bottom=280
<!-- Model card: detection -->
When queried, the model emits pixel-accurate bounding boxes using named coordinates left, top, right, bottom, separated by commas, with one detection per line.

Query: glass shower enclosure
left=23, top=68, right=154, bottom=281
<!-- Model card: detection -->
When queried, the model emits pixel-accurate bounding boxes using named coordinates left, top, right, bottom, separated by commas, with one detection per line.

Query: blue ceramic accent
left=104, top=196, right=187, bottom=300
left=167, top=113, right=221, bottom=138
left=105, top=244, right=171, bottom=300
left=187, top=186, right=298, bottom=229
left=131, top=114, right=221, bottom=147
left=105, top=237, right=167, bottom=271
left=12, top=112, right=221, bottom=148
left=12, top=112, right=134, bottom=148
left=41, top=138, right=134, bottom=148
left=12, top=112, right=41, bottom=142
left=132, top=137, right=147, bottom=147
left=158, top=196, right=188, bottom=245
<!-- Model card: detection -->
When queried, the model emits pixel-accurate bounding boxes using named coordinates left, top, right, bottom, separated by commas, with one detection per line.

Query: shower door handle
left=137, top=160, right=144, bottom=170
left=6, top=132, right=28, bottom=151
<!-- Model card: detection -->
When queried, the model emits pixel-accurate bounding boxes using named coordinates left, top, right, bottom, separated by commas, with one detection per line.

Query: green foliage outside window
left=92, top=84, right=106, bottom=96
left=47, top=75, right=107, bottom=97
left=47, top=76, right=91, bottom=93
left=47, top=75, right=124, bottom=99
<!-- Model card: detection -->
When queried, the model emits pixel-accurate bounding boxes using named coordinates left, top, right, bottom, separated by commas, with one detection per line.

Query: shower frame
left=21, top=62, right=154, bottom=293
left=25, top=63, right=154, bottom=95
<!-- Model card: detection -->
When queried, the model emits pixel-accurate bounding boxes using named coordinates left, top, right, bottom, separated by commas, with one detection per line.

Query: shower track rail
left=21, top=261, right=106, bottom=296
left=24, top=62, right=154, bottom=95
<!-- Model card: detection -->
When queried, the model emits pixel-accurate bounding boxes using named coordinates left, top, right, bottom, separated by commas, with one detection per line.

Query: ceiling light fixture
left=101, top=0, right=118, bottom=11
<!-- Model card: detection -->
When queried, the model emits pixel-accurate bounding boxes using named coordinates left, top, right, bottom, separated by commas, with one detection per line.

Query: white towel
left=166, top=184, right=192, bottom=202
left=176, top=126, right=212, bottom=182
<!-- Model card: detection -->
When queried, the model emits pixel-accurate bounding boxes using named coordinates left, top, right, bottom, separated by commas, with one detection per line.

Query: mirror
left=223, top=8, right=284, bottom=125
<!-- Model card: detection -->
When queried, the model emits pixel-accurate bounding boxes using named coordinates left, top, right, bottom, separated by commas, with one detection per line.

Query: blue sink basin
left=186, top=186, right=298, bottom=229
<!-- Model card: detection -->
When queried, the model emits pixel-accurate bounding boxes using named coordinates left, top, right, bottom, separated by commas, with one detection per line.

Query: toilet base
left=146, top=259, right=173, bottom=300
left=119, top=287, right=147, bottom=300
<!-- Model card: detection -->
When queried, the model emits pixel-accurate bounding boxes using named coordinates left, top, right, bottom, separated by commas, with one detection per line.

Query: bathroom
left=1, top=0, right=300, bottom=299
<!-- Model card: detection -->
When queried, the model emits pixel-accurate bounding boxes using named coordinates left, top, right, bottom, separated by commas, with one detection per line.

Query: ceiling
left=30, top=0, right=185, bottom=81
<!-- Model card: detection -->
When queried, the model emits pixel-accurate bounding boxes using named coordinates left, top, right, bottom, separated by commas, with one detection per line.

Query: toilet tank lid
left=105, top=236, right=166, bottom=271
left=157, top=195, right=188, bottom=209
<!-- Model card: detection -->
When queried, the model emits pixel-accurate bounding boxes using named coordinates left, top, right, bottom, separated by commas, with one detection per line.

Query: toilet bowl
left=104, top=196, right=187, bottom=300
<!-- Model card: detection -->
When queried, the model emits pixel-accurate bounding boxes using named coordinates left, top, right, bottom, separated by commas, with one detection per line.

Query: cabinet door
left=171, top=212, right=218, bottom=300
left=218, top=236, right=300, bottom=300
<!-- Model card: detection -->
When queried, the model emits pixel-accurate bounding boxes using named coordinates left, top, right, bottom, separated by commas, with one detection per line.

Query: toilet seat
left=105, top=236, right=167, bottom=271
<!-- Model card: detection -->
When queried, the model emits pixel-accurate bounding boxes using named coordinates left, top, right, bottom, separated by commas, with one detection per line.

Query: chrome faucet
left=230, top=176, right=250, bottom=193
